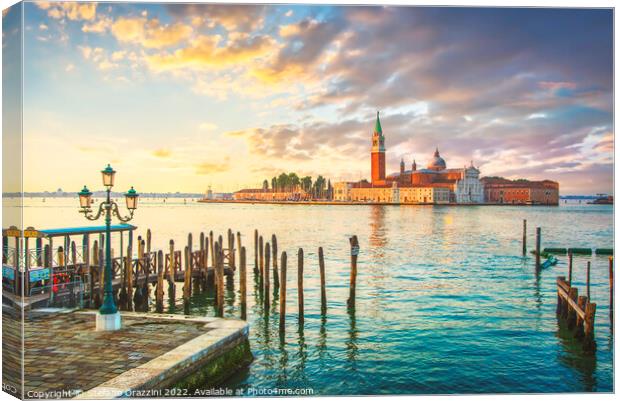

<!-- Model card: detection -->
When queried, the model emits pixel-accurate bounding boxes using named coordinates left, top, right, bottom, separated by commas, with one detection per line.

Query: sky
left=2, top=2, right=614, bottom=194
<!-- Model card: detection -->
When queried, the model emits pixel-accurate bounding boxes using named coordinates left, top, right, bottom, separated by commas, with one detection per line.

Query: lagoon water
left=21, top=198, right=613, bottom=394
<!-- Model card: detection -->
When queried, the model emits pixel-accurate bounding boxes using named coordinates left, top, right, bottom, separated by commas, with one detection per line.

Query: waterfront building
left=336, top=112, right=484, bottom=204
left=481, top=177, right=559, bottom=205
left=233, top=188, right=310, bottom=201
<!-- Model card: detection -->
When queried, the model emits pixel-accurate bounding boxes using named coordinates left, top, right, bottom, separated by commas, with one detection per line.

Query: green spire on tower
left=374, top=111, right=382, bottom=134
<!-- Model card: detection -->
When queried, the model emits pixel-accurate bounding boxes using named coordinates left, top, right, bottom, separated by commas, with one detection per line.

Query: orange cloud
left=111, top=17, right=192, bottom=49
left=146, top=34, right=275, bottom=71
left=196, top=159, right=230, bottom=174
left=152, top=148, right=172, bottom=158
left=37, top=2, right=97, bottom=21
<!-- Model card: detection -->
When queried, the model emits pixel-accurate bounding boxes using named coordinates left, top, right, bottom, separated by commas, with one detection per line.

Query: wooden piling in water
left=567, top=287, right=578, bottom=328
left=183, top=246, right=191, bottom=314
left=348, top=235, right=359, bottom=309
left=583, top=302, right=597, bottom=352
left=272, top=234, right=279, bottom=288
left=237, top=232, right=242, bottom=277
left=280, top=251, right=287, bottom=332
left=259, top=235, right=264, bottom=284
left=126, top=247, right=133, bottom=311
left=298, top=248, right=304, bottom=325
left=146, top=229, right=152, bottom=254
left=608, top=257, right=614, bottom=330
left=586, top=261, right=591, bottom=300
left=228, top=229, right=235, bottom=269
left=264, top=242, right=270, bottom=309
left=535, top=227, right=541, bottom=270
left=215, top=242, right=224, bottom=317
left=240, top=246, right=247, bottom=320
left=254, top=230, right=259, bottom=273
left=319, top=247, right=327, bottom=314
left=568, top=250, right=573, bottom=285
left=575, top=295, right=587, bottom=339
left=209, top=231, right=215, bottom=269
left=522, top=219, right=527, bottom=256
left=156, top=250, right=164, bottom=313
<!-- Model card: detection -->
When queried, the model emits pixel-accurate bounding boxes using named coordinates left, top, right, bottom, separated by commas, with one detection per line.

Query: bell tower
left=371, top=111, right=386, bottom=184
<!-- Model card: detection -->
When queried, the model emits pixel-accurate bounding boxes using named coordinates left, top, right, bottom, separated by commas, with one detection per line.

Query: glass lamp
left=101, top=164, right=116, bottom=188
left=78, top=186, right=93, bottom=209
left=125, top=187, right=139, bottom=210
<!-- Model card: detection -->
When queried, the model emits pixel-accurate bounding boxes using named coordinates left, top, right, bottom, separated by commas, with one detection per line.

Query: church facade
left=336, top=112, right=484, bottom=204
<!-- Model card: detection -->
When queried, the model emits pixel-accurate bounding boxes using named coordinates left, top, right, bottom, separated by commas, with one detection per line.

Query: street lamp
left=78, top=164, right=139, bottom=331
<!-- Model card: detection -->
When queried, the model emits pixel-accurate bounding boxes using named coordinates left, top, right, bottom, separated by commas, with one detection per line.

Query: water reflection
left=369, top=206, right=387, bottom=254
left=555, top=319, right=597, bottom=391
left=346, top=308, right=359, bottom=367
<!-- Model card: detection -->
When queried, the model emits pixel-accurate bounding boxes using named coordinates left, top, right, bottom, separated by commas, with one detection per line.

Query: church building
left=334, top=112, right=484, bottom=204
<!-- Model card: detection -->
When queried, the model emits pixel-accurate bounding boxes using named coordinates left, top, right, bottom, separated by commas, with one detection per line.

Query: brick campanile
left=371, top=111, right=386, bottom=184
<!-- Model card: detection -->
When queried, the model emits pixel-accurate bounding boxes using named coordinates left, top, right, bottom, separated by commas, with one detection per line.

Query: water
left=18, top=198, right=614, bottom=394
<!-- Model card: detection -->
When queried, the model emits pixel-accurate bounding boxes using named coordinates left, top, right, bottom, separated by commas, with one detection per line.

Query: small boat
left=540, top=255, right=559, bottom=269
left=587, top=194, right=613, bottom=205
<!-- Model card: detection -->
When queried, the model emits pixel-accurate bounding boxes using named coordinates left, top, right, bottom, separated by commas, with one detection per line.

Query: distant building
left=481, top=177, right=559, bottom=205
left=233, top=189, right=310, bottom=201
left=338, top=112, right=483, bottom=204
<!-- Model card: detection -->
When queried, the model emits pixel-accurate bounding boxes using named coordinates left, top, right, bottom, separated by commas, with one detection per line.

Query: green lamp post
left=78, top=164, right=139, bottom=331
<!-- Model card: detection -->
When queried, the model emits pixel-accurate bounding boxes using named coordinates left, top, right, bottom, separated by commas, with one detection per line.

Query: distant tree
left=271, top=177, right=277, bottom=191
left=262, top=180, right=269, bottom=191
left=301, top=176, right=312, bottom=193
left=314, top=175, right=326, bottom=199
left=277, top=173, right=289, bottom=192
left=288, top=172, right=300, bottom=191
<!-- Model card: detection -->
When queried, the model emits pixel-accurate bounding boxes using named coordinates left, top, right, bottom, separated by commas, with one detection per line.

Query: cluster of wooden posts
left=523, top=219, right=614, bottom=350
left=113, top=229, right=239, bottom=316
left=72, top=227, right=361, bottom=326
left=251, top=230, right=360, bottom=331
left=556, top=256, right=600, bottom=352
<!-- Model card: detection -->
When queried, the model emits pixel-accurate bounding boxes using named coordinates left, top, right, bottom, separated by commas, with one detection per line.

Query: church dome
left=427, top=148, right=446, bottom=171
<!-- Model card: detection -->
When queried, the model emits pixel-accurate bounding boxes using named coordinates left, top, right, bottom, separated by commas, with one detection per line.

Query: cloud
left=166, top=4, right=266, bottom=33
left=196, top=159, right=230, bottom=174
left=65, top=63, right=75, bottom=72
left=145, top=34, right=275, bottom=71
left=82, top=17, right=112, bottom=33
left=37, top=2, right=97, bottom=21
left=152, top=148, right=172, bottom=158
left=111, top=17, right=193, bottom=49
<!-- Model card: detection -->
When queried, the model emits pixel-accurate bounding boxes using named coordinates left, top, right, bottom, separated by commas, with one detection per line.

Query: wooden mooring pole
left=586, top=261, right=591, bottom=300
left=280, top=251, right=287, bottom=333
left=298, top=248, right=304, bottom=325
left=156, top=250, right=164, bottom=313
left=535, top=227, right=541, bottom=270
left=240, top=246, right=247, bottom=320
left=264, top=242, right=270, bottom=309
left=183, top=246, right=190, bottom=314
left=522, top=219, right=527, bottom=256
left=348, top=235, right=359, bottom=309
left=216, top=243, right=224, bottom=317
left=259, top=235, right=264, bottom=284
left=254, top=229, right=258, bottom=274
left=568, top=250, right=573, bottom=285
left=610, top=256, right=614, bottom=324
left=319, top=247, right=327, bottom=314
left=272, top=234, right=279, bottom=288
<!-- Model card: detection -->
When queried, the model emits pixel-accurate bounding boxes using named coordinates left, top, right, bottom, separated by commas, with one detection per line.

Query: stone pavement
left=2, top=308, right=212, bottom=397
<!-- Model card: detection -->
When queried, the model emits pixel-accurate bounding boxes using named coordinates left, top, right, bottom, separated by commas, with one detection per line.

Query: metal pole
left=100, top=188, right=117, bottom=314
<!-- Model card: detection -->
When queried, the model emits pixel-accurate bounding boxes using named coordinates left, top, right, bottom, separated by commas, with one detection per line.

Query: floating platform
left=2, top=307, right=251, bottom=399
